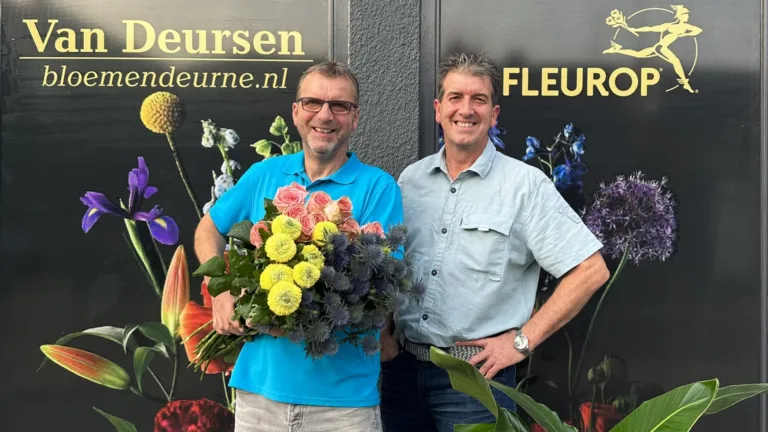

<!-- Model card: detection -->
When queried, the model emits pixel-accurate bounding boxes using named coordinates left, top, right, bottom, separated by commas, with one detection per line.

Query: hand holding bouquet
left=188, top=182, right=422, bottom=371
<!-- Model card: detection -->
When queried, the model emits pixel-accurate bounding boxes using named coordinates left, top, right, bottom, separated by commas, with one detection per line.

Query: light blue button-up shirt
left=395, top=141, right=602, bottom=347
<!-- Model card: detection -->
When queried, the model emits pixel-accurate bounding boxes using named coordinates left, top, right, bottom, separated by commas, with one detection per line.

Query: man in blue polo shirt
left=194, top=61, right=402, bottom=431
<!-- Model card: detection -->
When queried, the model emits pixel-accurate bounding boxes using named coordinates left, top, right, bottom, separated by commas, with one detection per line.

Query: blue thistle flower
left=320, top=266, right=337, bottom=286
left=411, top=279, right=427, bottom=298
left=389, top=292, right=410, bottom=311
left=332, top=272, right=352, bottom=292
left=330, top=305, right=350, bottom=326
left=362, top=334, right=380, bottom=355
left=361, top=244, right=385, bottom=269
left=373, top=277, right=393, bottom=294
left=346, top=293, right=361, bottom=304
left=324, top=292, right=342, bottom=310
left=348, top=303, right=365, bottom=324
left=583, top=171, right=678, bottom=265
left=320, top=338, right=339, bottom=356
left=385, top=225, right=407, bottom=249
left=359, top=233, right=381, bottom=246
left=305, top=321, right=331, bottom=343
left=351, top=278, right=370, bottom=297
left=287, top=329, right=305, bottom=344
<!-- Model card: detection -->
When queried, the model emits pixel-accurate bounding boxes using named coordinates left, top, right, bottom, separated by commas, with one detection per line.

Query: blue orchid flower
left=522, top=136, right=541, bottom=161
left=80, top=157, right=179, bottom=245
left=489, top=124, right=506, bottom=149
left=572, top=134, right=585, bottom=158
left=553, top=158, right=589, bottom=191
left=563, top=123, right=574, bottom=139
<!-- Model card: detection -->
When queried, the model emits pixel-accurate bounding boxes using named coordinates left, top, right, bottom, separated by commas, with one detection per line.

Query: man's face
left=292, top=73, right=359, bottom=159
left=434, top=72, right=499, bottom=151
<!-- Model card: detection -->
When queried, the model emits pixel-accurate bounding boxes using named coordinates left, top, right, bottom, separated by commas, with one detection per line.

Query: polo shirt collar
left=428, top=139, right=497, bottom=179
left=283, top=150, right=361, bottom=185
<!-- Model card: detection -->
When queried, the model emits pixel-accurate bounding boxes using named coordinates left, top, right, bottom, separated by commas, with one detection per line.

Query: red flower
left=154, top=398, right=234, bottom=432
left=580, top=402, right=623, bottom=432
left=178, top=281, right=234, bottom=374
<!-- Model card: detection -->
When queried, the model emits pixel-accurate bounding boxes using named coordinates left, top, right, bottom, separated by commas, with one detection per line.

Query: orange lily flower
left=161, top=245, right=190, bottom=338
left=40, top=345, right=131, bottom=390
left=178, top=280, right=233, bottom=374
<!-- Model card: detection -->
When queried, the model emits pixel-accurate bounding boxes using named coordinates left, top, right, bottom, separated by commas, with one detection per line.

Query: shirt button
left=441, top=228, right=447, bottom=234
left=450, top=187, right=457, bottom=193
left=431, top=269, right=437, bottom=276
left=422, top=314, right=429, bottom=320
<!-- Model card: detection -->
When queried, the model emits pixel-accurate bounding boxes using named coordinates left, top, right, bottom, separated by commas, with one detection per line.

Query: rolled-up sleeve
left=523, top=175, right=603, bottom=278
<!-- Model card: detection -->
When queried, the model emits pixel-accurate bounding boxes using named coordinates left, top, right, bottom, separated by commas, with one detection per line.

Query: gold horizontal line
left=20, top=56, right=313, bottom=62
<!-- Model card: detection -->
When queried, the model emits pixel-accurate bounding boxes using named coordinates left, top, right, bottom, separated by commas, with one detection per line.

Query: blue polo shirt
left=208, top=150, right=403, bottom=407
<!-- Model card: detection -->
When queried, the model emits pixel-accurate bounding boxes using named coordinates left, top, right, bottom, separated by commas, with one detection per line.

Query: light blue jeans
left=234, top=390, right=382, bottom=432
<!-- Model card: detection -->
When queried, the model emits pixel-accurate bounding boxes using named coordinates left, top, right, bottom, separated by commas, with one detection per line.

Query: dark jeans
left=380, top=350, right=517, bottom=432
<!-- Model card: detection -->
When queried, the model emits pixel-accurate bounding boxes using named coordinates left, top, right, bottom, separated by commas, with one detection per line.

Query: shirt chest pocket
left=457, top=213, right=515, bottom=281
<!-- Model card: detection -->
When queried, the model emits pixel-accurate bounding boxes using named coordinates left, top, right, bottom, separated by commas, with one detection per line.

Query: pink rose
left=338, top=218, right=361, bottom=240
left=310, top=212, right=327, bottom=224
left=249, top=221, right=270, bottom=248
left=297, top=213, right=316, bottom=242
left=273, top=183, right=309, bottom=212
left=323, top=200, right=343, bottom=223
left=282, top=204, right=307, bottom=220
left=307, top=191, right=333, bottom=213
left=338, top=196, right=353, bottom=220
left=361, top=221, right=385, bottom=238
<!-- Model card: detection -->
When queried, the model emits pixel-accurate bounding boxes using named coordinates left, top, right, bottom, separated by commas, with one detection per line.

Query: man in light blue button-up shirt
left=380, top=53, right=610, bottom=432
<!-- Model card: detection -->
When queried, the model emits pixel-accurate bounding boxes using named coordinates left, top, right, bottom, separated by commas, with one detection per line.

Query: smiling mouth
left=454, top=121, right=476, bottom=128
left=312, top=127, right=336, bottom=134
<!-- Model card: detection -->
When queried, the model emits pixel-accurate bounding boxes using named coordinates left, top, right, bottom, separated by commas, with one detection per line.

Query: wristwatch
left=513, top=329, right=533, bottom=357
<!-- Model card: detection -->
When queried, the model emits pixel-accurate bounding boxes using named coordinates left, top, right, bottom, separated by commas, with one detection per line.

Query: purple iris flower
left=488, top=125, right=506, bottom=149
left=552, top=157, right=589, bottom=191
left=80, top=157, right=179, bottom=245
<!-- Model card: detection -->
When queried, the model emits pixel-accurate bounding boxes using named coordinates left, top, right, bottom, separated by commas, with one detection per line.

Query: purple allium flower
left=583, top=171, right=678, bottom=265
left=362, top=334, right=379, bottom=355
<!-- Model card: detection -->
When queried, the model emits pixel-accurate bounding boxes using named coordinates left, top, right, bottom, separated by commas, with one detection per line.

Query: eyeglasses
left=297, top=97, right=358, bottom=114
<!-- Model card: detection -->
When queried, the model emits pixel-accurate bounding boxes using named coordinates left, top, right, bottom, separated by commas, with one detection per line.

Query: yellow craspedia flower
left=312, top=221, right=339, bottom=245
left=272, top=215, right=302, bottom=241
left=264, top=233, right=297, bottom=263
left=140, top=91, right=185, bottom=134
left=293, top=262, right=321, bottom=288
left=300, top=244, right=325, bottom=268
left=259, top=263, right=293, bottom=291
left=267, top=281, right=302, bottom=316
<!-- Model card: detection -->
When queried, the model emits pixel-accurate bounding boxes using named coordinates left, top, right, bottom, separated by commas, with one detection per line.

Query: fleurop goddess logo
left=502, top=4, right=702, bottom=97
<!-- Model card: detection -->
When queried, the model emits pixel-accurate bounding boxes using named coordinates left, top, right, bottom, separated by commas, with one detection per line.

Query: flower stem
left=147, top=367, right=171, bottom=402
left=168, top=347, right=179, bottom=401
left=571, top=246, right=630, bottom=393
left=222, top=373, right=231, bottom=407
left=124, top=219, right=162, bottom=297
left=151, top=235, right=168, bottom=276
left=165, top=132, right=202, bottom=219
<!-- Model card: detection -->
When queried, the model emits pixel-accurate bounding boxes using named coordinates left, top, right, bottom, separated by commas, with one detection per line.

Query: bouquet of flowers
left=189, top=182, right=422, bottom=370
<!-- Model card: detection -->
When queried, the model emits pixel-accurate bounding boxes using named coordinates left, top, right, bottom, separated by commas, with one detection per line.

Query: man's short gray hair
left=437, top=52, right=501, bottom=104
left=297, top=61, right=360, bottom=103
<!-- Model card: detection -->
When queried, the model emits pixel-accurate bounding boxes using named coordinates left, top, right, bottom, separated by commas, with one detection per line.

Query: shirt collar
left=427, top=139, right=497, bottom=179
left=283, top=150, right=361, bottom=185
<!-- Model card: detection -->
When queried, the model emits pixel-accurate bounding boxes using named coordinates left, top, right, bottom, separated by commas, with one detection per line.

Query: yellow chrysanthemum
left=259, top=263, right=293, bottom=291
left=140, top=91, right=185, bottom=134
left=300, top=244, right=325, bottom=268
left=272, top=215, right=302, bottom=241
left=267, top=281, right=302, bottom=316
left=264, top=233, right=297, bottom=263
left=293, top=262, right=321, bottom=289
left=312, top=221, right=339, bottom=245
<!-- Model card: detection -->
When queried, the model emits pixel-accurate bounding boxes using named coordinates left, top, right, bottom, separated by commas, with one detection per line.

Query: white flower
left=201, top=133, right=215, bottom=148
left=214, top=174, right=234, bottom=198
left=221, top=159, right=241, bottom=174
left=221, top=128, right=239, bottom=149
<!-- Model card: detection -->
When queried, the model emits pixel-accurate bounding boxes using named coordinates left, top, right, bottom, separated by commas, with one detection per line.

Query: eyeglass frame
left=296, top=97, right=359, bottom=115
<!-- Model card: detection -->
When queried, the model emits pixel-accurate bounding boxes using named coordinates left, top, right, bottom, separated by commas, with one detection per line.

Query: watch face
left=514, top=334, right=527, bottom=350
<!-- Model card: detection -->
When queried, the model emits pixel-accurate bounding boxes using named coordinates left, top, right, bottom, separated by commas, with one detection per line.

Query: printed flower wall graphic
left=39, top=92, right=305, bottom=431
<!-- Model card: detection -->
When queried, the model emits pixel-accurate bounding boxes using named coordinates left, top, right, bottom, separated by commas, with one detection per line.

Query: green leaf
left=208, top=275, right=234, bottom=297
left=227, top=220, right=254, bottom=244
left=455, top=424, right=496, bottom=432
left=38, top=326, right=138, bottom=371
left=264, top=198, right=280, bottom=220
left=611, top=379, right=718, bottom=432
left=193, top=256, right=227, bottom=277
left=269, top=116, right=287, bottom=136
left=488, top=381, right=576, bottom=432
left=124, top=218, right=162, bottom=296
left=123, top=322, right=176, bottom=355
left=704, top=383, right=768, bottom=415
left=251, top=139, right=273, bottom=157
left=132, top=347, right=155, bottom=394
left=496, top=408, right=529, bottom=432
left=93, top=407, right=138, bottom=432
left=289, top=141, right=302, bottom=154
left=281, top=142, right=295, bottom=155
left=429, top=347, right=498, bottom=417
